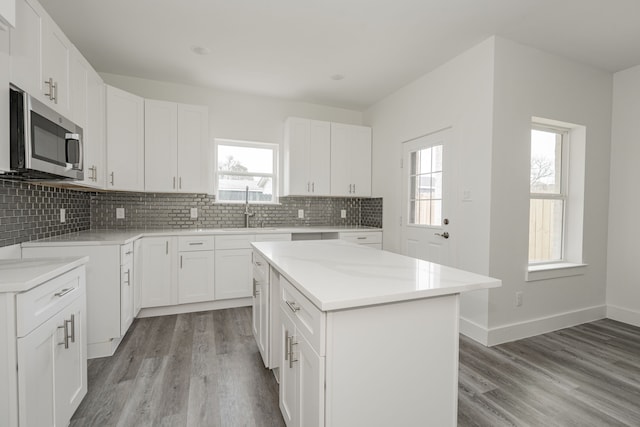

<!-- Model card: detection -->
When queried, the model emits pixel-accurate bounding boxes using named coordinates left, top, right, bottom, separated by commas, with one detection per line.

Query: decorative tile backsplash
left=0, top=179, right=91, bottom=247
left=0, top=178, right=383, bottom=247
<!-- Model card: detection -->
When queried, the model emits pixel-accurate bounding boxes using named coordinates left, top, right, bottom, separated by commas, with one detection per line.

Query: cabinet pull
left=125, top=250, right=133, bottom=255
left=54, top=288, right=74, bottom=298
left=93, top=166, right=97, bottom=181
left=189, top=242, right=204, bottom=246
left=173, top=177, right=176, bottom=189
left=252, top=278, right=257, bottom=297
left=289, top=334, right=298, bottom=368
left=124, top=269, right=131, bottom=286
left=284, top=331, right=290, bottom=360
left=180, top=255, right=183, bottom=269
left=285, top=300, right=300, bottom=313
left=44, top=78, right=54, bottom=100
left=312, top=182, right=315, bottom=192
left=110, top=172, right=115, bottom=186
left=353, top=183, right=356, bottom=193
left=357, top=236, right=367, bottom=240
left=52, top=81, right=58, bottom=104
left=179, top=177, right=182, bottom=189
left=307, top=182, right=310, bottom=192
left=166, top=241, right=169, bottom=254
left=69, top=314, right=76, bottom=343
left=255, top=261, right=262, bottom=266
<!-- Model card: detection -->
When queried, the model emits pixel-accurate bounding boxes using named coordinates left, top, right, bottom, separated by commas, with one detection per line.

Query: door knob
left=434, top=232, right=450, bottom=239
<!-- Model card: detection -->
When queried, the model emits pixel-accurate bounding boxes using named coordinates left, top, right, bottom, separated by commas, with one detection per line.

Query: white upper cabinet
left=330, top=123, right=372, bottom=197
left=145, top=99, right=178, bottom=192
left=145, top=100, right=209, bottom=193
left=0, top=0, right=15, bottom=28
left=81, top=68, right=106, bottom=188
left=68, top=50, right=87, bottom=129
left=177, top=103, right=210, bottom=193
left=106, top=85, right=145, bottom=191
left=9, top=0, right=79, bottom=119
left=284, top=117, right=331, bottom=196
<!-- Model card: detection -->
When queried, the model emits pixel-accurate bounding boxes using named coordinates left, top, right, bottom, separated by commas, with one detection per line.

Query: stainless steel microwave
left=7, top=86, right=84, bottom=180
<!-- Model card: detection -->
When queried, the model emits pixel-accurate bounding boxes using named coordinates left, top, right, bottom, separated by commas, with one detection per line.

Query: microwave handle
left=65, top=133, right=83, bottom=171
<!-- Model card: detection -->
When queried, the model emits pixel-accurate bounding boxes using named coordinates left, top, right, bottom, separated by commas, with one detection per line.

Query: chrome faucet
left=244, top=186, right=255, bottom=228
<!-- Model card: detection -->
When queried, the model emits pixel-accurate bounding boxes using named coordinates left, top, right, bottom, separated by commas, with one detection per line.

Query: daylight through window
left=215, top=139, right=278, bottom=203
left=408, top=144, right=443, bottom=226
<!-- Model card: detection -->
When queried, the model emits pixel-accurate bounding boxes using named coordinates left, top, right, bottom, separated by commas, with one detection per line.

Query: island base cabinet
left=280, top=308, right=325, bottom=427
left=17, top=295, right=86, bottom=427
left=324, top=295, right=459, bottom=427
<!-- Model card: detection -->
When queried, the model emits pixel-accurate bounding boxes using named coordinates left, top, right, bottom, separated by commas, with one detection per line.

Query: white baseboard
left=487, top=305, right=606, bottom=346
left=460, top=305, right=606, bottom=347
left=460, top=317, right=489, bottom=345
left=607, top=305, right=640, bottom=328
left=137, top=297, right=252, bottom=318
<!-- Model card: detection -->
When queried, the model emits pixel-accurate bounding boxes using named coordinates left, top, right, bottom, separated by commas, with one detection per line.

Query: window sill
left=526, top=262, right=588, bottom=282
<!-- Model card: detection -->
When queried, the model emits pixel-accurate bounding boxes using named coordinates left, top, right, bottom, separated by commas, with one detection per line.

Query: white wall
left=607, top=65, right=640, bottom=327
left=488, top=37, right=612, bottom=343
left=100, top=73, right=364, bottom=145
left=364, top=38, right=496, bottom=331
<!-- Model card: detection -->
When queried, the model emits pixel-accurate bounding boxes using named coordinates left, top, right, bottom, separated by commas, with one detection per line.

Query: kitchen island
left=251, top=240, right=501, bottom=427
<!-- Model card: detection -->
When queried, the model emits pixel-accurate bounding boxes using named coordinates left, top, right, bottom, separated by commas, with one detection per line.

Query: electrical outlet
left=516, top=292, right=523, bottom=307
left=116, top=207, right=125, bottom=219
left=60, top=208, right=66, bottom=223
left=298, top=209, right=304, bottom=219
left=341, top=209, right=346, bottom=219
left=190, top=208, right=198, bottom=219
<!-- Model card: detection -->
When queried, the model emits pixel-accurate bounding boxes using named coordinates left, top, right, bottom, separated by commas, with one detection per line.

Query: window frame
left=528, top=124, right=571, bottom=266
left=214, top=138, right=279, bottom=204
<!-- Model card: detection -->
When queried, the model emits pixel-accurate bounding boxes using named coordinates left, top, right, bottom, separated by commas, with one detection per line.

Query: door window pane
left=408, top=144, right=443, bottom=226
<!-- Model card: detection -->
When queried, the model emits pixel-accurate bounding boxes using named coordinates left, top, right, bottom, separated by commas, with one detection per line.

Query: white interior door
left=401, top=128, right=455, bottom=266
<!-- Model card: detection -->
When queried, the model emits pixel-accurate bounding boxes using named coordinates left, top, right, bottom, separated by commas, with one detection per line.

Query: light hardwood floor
left=71, top=309, right=640, bottom=426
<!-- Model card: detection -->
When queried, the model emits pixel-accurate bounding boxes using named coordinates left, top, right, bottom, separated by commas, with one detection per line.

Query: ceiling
left=39, top=0, right=640, bottom=110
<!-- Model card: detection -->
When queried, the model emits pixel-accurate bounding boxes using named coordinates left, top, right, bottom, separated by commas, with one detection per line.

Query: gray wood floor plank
left=116, top=356, right=169, bottom=427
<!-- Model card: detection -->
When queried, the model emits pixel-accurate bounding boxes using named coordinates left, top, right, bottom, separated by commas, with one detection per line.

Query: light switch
left=190, top=208, right=198, bottom=219
left=298, top=209, right=304, bottom=219
left=341, top=209, right=346, bottom=219
left=116, top=208, right=125, bottom=219
left=60, top=208, right=66, bottom=223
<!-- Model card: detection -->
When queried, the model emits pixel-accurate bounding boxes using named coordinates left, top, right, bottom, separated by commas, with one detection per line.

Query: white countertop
left=251, top=240, right=501, bottom=311
left=0, top=257, right=89, bottom=293
left=21, top=226, right=382, bottom=247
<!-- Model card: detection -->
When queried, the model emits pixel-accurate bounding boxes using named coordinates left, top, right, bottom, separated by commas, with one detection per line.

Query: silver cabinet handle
left=285, top=300, right=300, bottom=313
left=180, top=255, right=183, bottom=269
left=284, top=330, right=290, bottom=360
left=252, top=278, right=257, bottom=297
left=166, top=241, right=169, bottom=254
left=52, top=81, right=58, bottom=104
left=353, top=183, right=356, bottom=193
left=44, top=78, right=54, bottom=100
left=255, top=261, right=262, bottom=266
left=179, top=177, right=182, bottom=189
left=289, top=333, right=298, bottom=368
left=434, top=232, right=450, bottom=239
left=357, top=236, right=367, bottom=240
left=69, top=314, right=75, bottom=343
left=189, top=242, right=204, bottom=246
left=57, top=324, right=69, bottom=348
left=312, top=182, right=315, bottom=192
left=307, top=182, right=310, bottom=192
left=124, top=269, right=131, bottom=286
left=173, top=177, right=176, bottom=189
left=125, top=250, right=133, bottom=255
left=54, top=288, right=74, bottom=297
left=110, top=172, right=115, bottom=186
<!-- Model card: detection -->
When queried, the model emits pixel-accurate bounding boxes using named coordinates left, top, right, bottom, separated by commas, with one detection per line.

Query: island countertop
left=0, top=257, right=89, bottom=293
left=251, top=240, right=501, bottom=311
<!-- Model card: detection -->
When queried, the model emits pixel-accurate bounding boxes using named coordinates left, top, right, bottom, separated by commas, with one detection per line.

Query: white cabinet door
left=69, top=51, right=87, bottom=129
left=133, top=239, right=143, bottom=317
left=279, top=309, right=298, bottom=427
left=214, top=248, right=252, bottom=300
left=41, top=17, right=70, bottom=116
left=17, top=296, right=86, bottom=427
left=106, top=85, right=144, bottom=191
left=177, top=103, right=210, bottom=193
left=284, top=117, right=330, bottom=196
left=9, top=0, right=43, bottom=97
left=252, top=276, right=261, bottom=349
left=140, top=237, right=176, bottom=308
left=53, top=296, right=87, bottom=425
left=330, top=123, right=372, bottom=197
left=177, top=250, right=215, bottom=304
left=120, top=261, right=133, bottom=335
left=145, top=99, right=178, bottom=192
left=298, top=333, right=324, bottom=427
left=81, top=68, right=106, bottom=188
left=258, top=276, right=269, bottom=363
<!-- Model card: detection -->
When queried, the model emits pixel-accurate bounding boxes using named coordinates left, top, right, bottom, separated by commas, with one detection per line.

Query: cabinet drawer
left=215, top=234, right=255, bottom=250
left=280, top=277, right=325, bottom=356
left=16, top=266, right=85, bottom=337
left=254, top=233, right=291, bottom=242
left=121, top=242, right=134, bottom=264
left=178, top=236, right=215, bottom=251
left=252, top=251, right=269, bottom=279
left=338, top=231, right=382, bottom=245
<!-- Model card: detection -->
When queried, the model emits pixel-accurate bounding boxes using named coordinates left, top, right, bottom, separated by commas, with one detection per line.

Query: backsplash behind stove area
left=0, top=178, right=382, bottom=247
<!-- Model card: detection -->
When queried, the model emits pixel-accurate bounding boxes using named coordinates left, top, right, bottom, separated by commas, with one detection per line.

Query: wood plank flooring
left=71, top=309, right=640, bottom=427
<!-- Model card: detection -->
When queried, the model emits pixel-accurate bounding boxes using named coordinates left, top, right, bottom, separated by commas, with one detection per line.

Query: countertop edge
left=0, top=256, right=89, bottom=293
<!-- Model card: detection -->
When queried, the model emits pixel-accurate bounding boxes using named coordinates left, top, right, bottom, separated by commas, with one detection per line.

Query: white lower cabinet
left=178, top=247, right=215, bottom=304
left=22, top=244, right=134, bottom=359
left=140, top=237, right=177, bottom=308
left=279, top=302, right=324, bottom=427
left=215, top=248, right=253, bottom=300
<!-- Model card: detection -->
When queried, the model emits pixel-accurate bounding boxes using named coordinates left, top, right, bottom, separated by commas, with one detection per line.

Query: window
left=529, top=126, right=567, bottom=264
left=408, top=144, right=443, bottom=226
left=215, top=139, right=278, bottom=203
left=526, top=117, right=587, bottom=281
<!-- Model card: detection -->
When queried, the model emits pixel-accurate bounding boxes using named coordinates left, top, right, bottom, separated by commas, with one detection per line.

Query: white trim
left=88, top=335, right=125, bottom=359
left=526, top=262, right=587, bottom=282
left=486, top=305, right=605, bottom=346
left=137, top=297, right=251, bottom=318
left=459, top=317, right=489, bottom=345
left=607, top=305, right=640, bottom=328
